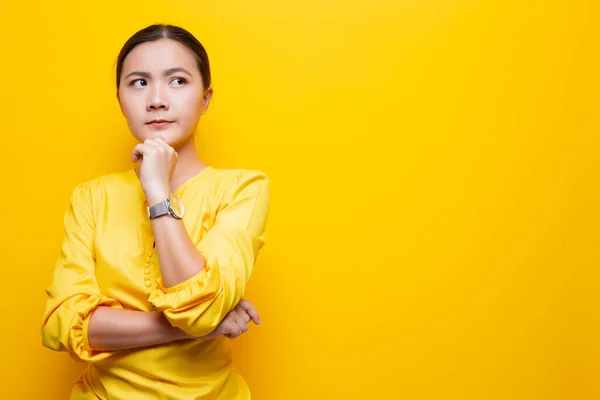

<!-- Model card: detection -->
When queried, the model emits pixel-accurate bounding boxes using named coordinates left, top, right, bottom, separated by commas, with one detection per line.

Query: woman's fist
left=132, top=138, right=178, bottom=204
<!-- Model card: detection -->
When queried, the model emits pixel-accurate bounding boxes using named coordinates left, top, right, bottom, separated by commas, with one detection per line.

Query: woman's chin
left=140, top=129, right=175, bottom=143
left=133, top=127, right=192, bottom=147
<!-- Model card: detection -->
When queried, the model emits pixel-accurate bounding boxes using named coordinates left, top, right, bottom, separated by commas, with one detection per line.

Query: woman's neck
left=133, top=136, right=208, bottom=193
left=170, top=137, right=207, bottom=192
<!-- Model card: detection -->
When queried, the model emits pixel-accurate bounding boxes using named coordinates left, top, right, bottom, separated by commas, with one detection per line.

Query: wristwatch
left=147, top=194, right=185, bottom=220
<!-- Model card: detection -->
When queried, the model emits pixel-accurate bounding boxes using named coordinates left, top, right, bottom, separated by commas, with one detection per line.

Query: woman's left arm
left=149, top=171, right=269, bottom=338
left=149, top=207, right=207, bottom=288
left=133, top=139, right=269, bottom=338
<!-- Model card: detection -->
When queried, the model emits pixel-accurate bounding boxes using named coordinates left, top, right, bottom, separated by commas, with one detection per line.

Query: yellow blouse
left=41, top=166, right=269, bottom=400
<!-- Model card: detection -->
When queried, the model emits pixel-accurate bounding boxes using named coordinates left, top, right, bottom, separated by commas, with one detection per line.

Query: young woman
left=41, top=24, right=269, bottom=399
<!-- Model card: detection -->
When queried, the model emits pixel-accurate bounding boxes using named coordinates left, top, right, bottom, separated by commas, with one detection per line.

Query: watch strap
left=148, top=199, right=170, bottom=219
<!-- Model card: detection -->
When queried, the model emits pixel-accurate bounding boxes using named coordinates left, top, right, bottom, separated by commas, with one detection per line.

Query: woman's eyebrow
left=124, top=71, right=151, bottom=80
left=163, top=67, right=192, bottom=77
left=123, top=68, right=192, bottom=80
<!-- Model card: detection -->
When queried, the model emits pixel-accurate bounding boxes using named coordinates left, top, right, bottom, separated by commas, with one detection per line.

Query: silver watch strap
left=148, top=200, right=169, bottom=219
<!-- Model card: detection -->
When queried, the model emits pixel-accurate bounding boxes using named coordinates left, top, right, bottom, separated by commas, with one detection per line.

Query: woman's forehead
left=121, top=39, right=198, bottom=74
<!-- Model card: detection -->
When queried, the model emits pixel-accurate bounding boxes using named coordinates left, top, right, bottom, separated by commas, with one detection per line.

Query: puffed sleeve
left=148, top=170, right=270, bottom=337
left=41, top=182, right=123, bottom=362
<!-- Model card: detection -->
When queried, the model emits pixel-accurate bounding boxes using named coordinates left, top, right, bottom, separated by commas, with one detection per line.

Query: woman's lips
left=146, top=120, right=173, bottom=128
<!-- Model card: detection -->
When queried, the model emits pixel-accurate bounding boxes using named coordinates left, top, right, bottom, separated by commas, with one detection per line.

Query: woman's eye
left=170, top=77, right=187, bottom=86
left=131, top=79, right=147, bottom=87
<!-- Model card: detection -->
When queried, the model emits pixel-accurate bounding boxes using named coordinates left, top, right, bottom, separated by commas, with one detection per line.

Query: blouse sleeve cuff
left=71, top=295, right=122, bottom=363
left=148, top=263, right=223, bottom=312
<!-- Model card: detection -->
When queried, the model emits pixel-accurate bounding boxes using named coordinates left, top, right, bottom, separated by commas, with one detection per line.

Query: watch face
left=168, top=195, right=185, bottom=218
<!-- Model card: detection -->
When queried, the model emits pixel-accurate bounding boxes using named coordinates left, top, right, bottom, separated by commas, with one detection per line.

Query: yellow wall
left=1, top=0, right=598, bottom=398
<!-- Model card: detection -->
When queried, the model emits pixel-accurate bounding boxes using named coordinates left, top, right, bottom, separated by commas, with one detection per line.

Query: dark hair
left=116, top=24, right=211, bottom=91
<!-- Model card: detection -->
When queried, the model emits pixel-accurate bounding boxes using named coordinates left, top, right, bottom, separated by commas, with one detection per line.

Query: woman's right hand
left=186, top=299, right=261, bottom=340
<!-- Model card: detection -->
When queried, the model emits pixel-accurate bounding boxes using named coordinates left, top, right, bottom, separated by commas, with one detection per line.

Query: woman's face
left=118, top=39, right=212, bottom=148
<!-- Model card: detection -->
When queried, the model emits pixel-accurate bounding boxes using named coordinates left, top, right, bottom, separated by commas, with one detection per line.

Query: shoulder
left=206, top=168, right=269, bottom=206
left=210, top=168, right=269, bottom=188
left=207, top=168, right=270, bottom=230
left=69, top=170, right=136, bottom=205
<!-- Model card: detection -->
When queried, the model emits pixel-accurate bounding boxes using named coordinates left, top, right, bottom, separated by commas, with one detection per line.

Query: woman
left=41, top=24, right=269, bottom=399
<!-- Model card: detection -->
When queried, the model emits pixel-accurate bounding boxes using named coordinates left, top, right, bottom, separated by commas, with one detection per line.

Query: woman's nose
left=147, top=85, right=169, bottom=110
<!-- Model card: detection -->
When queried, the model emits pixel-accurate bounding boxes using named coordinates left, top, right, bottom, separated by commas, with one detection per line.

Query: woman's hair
left=116, top=24, right=211, bottom=91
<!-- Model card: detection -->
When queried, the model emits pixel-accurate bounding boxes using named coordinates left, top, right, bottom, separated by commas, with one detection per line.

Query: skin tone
left=87, top=39, right=259, bottom=350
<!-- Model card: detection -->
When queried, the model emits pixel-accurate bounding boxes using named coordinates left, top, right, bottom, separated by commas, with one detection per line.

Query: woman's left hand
left=181, top=299, right=261, bottom=341
left=132, top=138, right=178, bottom=204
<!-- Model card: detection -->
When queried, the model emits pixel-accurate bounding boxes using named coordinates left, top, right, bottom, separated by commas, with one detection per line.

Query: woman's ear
left=201, top=88, right=213, bottom=115
left=116, top=90, right=123, bottom=112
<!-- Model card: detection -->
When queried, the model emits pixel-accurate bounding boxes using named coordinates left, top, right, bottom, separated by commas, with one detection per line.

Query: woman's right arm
left=87, top=298, right=259, bottom=350
left=87, top=308, right=189, bottom=350
left=42, top=182, right=124, bottom=362
left=41, top=182, right=254, bottom=357
left=42, top=182, right=194, bottom=360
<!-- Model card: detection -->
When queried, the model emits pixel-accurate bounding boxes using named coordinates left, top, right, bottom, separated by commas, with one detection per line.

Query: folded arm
left=149, top=171, right=270, bottom=337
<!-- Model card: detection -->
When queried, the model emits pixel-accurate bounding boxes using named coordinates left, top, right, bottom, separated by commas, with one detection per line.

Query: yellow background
left=1, top=0, right=599, bottom=398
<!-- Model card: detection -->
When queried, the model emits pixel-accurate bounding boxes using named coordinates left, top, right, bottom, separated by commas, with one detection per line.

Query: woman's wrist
left=145, top=187, right=170, bottom=206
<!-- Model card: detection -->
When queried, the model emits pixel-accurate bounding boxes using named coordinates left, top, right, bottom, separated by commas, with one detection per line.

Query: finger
left=143, top=139, right=166, bottom=152
left=227, top=325, right=244, bottom=339
left=237, top=299, right=260, bottom=325
left=145, top=138, right=171, bottom=150
left=234, top=306, right=251, bottom=324
left=235, top=317, right=249, bottom=333
left=223, top=311, right=239, bottom=331
left=145, top=138, right=178, bottom=158
left=132, top=143, right=153, bottom=162
left=228, top=324, right=242, bottom=338
left=226, top=309, right=239, bottom=321
left=154, top=137, right=169, bottom=146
